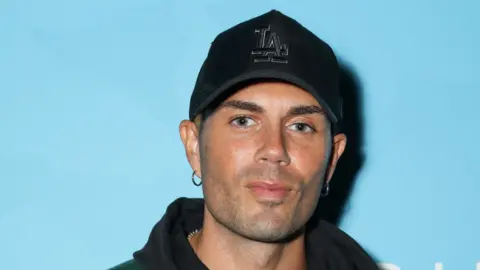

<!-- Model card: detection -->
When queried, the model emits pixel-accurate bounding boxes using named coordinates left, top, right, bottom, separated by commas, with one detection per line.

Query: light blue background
left=1, top=1, right=478, bottom=269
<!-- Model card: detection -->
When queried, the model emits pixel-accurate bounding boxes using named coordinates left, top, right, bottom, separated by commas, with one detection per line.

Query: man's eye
left=288, top=123, right=315, bottom=133
left=230, top=116, right=256, bottom=127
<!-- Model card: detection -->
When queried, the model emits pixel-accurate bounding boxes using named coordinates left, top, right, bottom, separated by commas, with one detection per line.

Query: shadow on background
left=310, top=60, right=366, bottom=226
left=306, top=62, right=381, bottom=263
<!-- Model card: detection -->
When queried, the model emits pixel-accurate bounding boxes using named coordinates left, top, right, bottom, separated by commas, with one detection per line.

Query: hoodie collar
left=133, top=197, right=379, bottom=270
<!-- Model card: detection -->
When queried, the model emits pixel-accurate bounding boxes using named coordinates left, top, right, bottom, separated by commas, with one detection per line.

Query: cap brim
left=192, top=69, right=338, bottom=124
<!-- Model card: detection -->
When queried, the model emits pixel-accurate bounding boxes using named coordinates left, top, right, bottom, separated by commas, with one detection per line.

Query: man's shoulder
left=107, top=259, right=142, bottom=270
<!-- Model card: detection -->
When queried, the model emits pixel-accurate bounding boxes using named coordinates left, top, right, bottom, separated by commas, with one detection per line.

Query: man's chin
left=235, top=213, right=300, bottom=242
left=235, top=224, right=304, bottom=244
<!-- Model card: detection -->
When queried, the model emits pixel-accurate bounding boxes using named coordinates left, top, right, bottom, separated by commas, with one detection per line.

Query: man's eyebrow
left=218, top=101, right=324, bottom=116
left=218, top=100, right=265, bottom=113
left=287, top=105, right=325, bottom=117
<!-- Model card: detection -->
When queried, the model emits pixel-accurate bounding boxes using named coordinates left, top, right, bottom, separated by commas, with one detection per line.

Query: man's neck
left=189, top=213, right=307, bottom=270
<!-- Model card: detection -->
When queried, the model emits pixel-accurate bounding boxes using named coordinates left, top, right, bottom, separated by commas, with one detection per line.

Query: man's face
left=180, top=82, right=346, bottom=242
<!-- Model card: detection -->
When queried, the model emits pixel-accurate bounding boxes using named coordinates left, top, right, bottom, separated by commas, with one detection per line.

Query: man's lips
left=246, top=181, right=292, bottom=200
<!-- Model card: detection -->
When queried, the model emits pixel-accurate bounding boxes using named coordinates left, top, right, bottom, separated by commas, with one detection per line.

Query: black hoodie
left=109, top=197, right=380, bottom=270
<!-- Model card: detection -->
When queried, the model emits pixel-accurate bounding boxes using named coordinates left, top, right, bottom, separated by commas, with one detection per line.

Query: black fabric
left=132, top=197, right=380, bottom=270
left=189, top=9, right=343, bottom=134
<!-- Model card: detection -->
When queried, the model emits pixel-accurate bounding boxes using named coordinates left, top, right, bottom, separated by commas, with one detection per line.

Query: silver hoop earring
left=320, top=183, right=330, bottom=197
left=191, top=171, right=202, bottom=186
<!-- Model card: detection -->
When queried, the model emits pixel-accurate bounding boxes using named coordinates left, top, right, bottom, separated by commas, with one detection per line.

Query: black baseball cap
left=189, top=9, right=343, bottom=133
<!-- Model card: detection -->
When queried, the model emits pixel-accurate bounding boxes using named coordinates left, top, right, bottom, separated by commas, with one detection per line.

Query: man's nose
left=254, top=127, right=291, bottom=166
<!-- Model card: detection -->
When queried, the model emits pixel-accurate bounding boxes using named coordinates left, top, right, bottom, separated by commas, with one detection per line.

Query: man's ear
left=325, top=133, right=347, bottom=184
left=179, top=120, right=202, bottom=178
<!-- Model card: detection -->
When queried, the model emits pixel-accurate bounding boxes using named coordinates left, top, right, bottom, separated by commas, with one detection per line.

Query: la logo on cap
left=251, top=25, right=289, bottom=64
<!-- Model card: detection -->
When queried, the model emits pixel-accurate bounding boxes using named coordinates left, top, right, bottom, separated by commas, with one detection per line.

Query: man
left=110, top=9, right=379, bottom=270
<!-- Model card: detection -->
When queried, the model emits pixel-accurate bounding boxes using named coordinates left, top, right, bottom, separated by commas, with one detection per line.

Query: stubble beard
left=204, top=182, right=304, bottom=243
